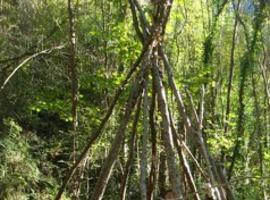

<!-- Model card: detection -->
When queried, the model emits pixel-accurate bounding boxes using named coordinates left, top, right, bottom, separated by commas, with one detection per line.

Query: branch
left=0, top=18, right=67, bottom=65
left=0, top=45, right=65, bottom=91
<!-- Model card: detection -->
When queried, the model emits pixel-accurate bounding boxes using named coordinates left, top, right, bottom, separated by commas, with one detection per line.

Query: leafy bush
left=0, top=118, right=65, bottom=200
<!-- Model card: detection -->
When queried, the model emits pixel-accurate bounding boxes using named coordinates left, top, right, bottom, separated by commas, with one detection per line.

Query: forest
left=0, top=0, right=270, bottom=199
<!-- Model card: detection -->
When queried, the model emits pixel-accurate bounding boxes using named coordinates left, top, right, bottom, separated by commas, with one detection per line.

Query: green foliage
left=0, top=118, right=64, bottom=200
left=1, top=0, right=270, bottom=199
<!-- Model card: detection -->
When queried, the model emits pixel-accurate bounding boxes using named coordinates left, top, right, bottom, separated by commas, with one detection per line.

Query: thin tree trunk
left=169, top=111, right=201, bottom=200
left=89, top=69, right=147, bottom=200
left=120, top=98, right=141, bottom=200
left=140, top=70, right=149, bottom=200
left=67, top=0, right=78, bottom=158
left=158, top=151, right=166, bottom=198
left=251, top=74, right=268, bottom=199
left=159, top=47, right=225, bottom=200
left=223, top=0, right=239, bottom=137
left=147, top=81, right=158, bottom=200
left=151, top=47, right=183, bottom=199
left=260, top=61, right=270, bottom=109
left=260, top=55, right=270, bottom=200
left=67, top=0, right=80, bottom=198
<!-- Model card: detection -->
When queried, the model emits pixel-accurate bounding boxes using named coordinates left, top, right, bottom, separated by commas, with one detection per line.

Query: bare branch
left=0, top=45, right=65, bottom=91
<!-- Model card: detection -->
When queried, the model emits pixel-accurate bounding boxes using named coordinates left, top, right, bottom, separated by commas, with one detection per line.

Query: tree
left=1, top=0, right=270, bottom=199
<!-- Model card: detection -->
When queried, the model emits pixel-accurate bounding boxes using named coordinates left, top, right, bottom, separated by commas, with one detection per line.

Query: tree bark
left=120, top=98, right=141, bottom=200
left=67, top=0, right=80, bottom=198
left=158, top=151, right=166, bottom=197
left=151, top=47, right=183, bottom=199
left=147, top=81, right=158, bottom=200
left=169, top=111, right=201, bottom=200
left=140, top=70, right=150, bottom=200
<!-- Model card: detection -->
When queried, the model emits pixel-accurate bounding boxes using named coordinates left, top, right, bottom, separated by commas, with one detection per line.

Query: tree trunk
left=120, top=98, right=141, bottom=200
left=159, top=47, right=225, bottom=200
left=67, top=0, right=78, bottom=157
left=147, top=82, right=158, bottom=200
left=89, top=69, right=147, bottom=200
left=67, top=0, right=80, bottom=198
left=140, top=71, right=149, bottom=200
left=158, top=151, right=166, bottom=198
left=169, top=111, right=201, bottom=200
left=223, top=0, right=239, bottom=136
left=151, top=47, right=183, bottom=199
